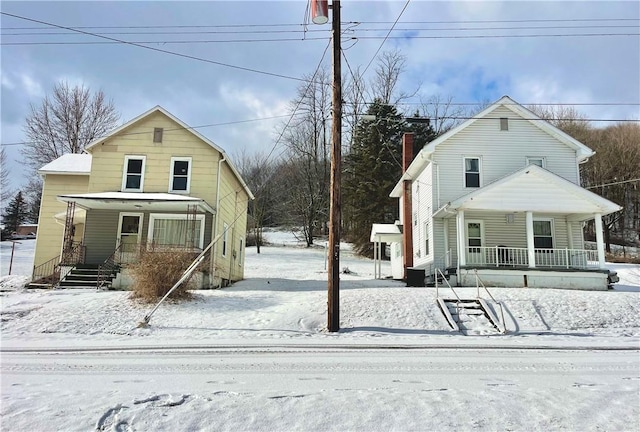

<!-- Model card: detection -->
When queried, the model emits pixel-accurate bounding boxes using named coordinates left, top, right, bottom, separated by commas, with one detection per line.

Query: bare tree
left=235, top=150, right=278, bottom=253
left=370, top=49, right=419, bottom=105
left=1, top=147, right=11, bottom=202
left=21, top=81, right=120, bottom=171
left=419, top=94, right=468, bottom=136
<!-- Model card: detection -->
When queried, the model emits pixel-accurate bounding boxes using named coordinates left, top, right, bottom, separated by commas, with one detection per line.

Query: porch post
left=456, top=210, right=466, bottom=266
left=526, top=211, right=536, bottom=268
left=594, top=213, right=606, bottom=269
left=443, top=220, right=449, bottom=268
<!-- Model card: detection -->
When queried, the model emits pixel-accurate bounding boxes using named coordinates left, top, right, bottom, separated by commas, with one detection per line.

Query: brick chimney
left=402, top=133, right=414, bottom=278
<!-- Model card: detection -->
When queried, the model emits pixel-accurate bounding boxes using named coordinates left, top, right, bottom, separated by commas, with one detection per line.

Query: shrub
left=129, top=246, right=201, bottom=302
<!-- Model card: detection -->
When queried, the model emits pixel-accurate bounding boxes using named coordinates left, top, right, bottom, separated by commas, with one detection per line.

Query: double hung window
left=464, top=157, right=481, bottom=188
left=170, top=157, right=192, bottom=193
left=122, top=156, right=146, bottom=192
left=533, top=219, right=554, bottom=249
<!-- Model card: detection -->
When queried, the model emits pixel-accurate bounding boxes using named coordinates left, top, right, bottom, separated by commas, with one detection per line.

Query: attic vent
left=500, top=117, right=509, bottom=131
left=153, top=128, right=164, bottom=143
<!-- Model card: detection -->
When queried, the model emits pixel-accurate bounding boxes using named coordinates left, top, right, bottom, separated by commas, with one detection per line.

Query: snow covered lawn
left=1, top=233, right=639, bottom=431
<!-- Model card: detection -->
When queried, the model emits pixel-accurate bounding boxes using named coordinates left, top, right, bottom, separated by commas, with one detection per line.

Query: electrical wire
left=0, top=12, right=315, bottom=84
left=360, top=0, right=411, bottom=77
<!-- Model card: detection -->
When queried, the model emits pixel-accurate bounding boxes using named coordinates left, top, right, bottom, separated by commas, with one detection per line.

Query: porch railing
left=465, top=246, right=600, bottom=270
left=31, top=255, right=61, bottom=286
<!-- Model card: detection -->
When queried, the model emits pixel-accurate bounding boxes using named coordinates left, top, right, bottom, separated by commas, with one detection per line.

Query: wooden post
left=327, top=0, right=341, bottom=332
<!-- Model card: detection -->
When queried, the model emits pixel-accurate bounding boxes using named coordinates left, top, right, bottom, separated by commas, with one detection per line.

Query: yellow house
left=32, top=106, right=254, bottom=289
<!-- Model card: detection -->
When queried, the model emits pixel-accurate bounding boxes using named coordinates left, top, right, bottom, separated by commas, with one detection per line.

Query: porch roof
left=370, top=223, right=403, bottom=243
left=57, top=192, right=216, bottom=214
left=434, top=165, right=621, bottom=221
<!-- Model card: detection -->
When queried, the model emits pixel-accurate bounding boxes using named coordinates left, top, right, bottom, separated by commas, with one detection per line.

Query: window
left=153, top=128, right=163, bottom=143
left=169, top=157, right=192, bottom=193
left=527, top=157, right=545, bottom=168
left=533, top=219, right=554, bottom=249
left=424, top=221, right=430, bottom=256
left=464, top=157, right=481, bottom=188
left=238, top=238, right=243, bottom=266
left=500, top=117, right=509, bottom=131
left=222, top=223, right=229, bottom=257
left=122, top=155, right=146, bottom=192
left=467, top=221, right=483, bottom=253
left=148, top=214, right=205, bottom=249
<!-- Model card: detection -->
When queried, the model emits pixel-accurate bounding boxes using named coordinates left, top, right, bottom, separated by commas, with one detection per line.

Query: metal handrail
left=97, top=243, right=124, bottom=289
left=435, top=267, right=463, bottom=322
left=473, top=269, right=506, bottom=332
left=57, top=243, right=87, bottom=285
left=31, top=255, right=61, bottom=286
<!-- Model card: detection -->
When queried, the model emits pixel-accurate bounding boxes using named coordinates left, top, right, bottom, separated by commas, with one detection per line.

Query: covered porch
left=432, top=166, right=621, bottom=289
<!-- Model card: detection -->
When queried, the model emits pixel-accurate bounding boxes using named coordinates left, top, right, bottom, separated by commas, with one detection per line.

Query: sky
left=1, top=1, right=639, bottom=196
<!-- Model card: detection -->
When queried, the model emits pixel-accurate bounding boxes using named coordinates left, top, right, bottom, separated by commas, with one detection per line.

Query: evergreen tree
left=343, top=100, right=436, bottom=257
left=2, top=191, right=29, bottom=238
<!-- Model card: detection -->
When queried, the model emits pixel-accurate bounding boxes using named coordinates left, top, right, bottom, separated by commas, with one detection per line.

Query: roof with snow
left=38, top=154, right=92, bottom=175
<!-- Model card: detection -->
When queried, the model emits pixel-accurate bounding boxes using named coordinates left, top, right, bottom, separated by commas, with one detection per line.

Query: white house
left=373, top=96, right=621, bottom=290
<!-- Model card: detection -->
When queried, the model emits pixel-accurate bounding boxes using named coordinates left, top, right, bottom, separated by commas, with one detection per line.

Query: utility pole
left=312, top=0, right=341, bottom=332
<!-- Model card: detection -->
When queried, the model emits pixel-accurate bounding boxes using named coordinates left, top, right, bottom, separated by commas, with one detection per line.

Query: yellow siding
left=87, top=111, right=221, bottom=205
left=33, top=175, right=89, bottom=270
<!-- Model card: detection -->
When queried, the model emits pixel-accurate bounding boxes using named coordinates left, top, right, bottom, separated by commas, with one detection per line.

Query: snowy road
left=2, top=346, right=639, bottom=431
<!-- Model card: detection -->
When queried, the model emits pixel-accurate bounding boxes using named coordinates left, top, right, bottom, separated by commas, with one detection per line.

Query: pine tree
left=2, top=191, right=29, bottom=237
left=343, top=100, right=436, bottom=257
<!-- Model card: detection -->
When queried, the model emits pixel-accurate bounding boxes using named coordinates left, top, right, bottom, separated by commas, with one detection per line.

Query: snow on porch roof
left=438, top=165, right=621, bottom=219
left=57, top=192, right=216, bottom=214
left=38, top=154, right=92, bottom=175
left=370, top=223, right=403, bottom=243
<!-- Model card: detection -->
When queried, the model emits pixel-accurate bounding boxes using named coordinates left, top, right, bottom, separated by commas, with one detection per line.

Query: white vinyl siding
left=432, top=105, right=579, bottom=205
left=169, top=157, right=192, bottom=193
left=122, top=155, right=146, bottom=192
left=411, top=164, right=434, bottom=268
left=147, top=213, right=205, bottom=249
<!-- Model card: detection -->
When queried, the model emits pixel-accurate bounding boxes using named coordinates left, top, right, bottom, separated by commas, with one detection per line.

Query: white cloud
left=19, top=73, right=43, bottom=98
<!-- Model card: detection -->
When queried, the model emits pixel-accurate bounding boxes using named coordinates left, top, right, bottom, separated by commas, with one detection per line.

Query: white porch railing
left=465, top=246, right=600, bottom=270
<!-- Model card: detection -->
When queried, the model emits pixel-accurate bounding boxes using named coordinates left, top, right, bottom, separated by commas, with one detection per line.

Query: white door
left=465, top=221, right=485, bottom=265
left=117, top=213, right=143, bottom=263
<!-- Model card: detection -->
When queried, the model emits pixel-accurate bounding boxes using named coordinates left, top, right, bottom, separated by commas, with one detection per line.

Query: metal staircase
left=434, top=268, right=506, bottom=335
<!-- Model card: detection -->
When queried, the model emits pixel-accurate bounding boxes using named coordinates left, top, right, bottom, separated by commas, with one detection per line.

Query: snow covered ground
left=1, top=231, right=639, bottom=431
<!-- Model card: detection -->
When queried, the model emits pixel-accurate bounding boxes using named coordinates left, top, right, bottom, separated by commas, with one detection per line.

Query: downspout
left=424, top=153, right=440, bottom=209
left=212, top=154, right=226, bottom=287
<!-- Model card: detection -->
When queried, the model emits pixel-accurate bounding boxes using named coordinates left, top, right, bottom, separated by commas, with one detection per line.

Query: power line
left=361, top=0, right=411, bottom=77
left=354, top=33, right=639, bottom=40
left=0, top=114, right=301, bottom=147
left=0, top=12, right=314, bottom=84
left=353, top=18, right=639, bottom=24
left=5, top=24, right=637, bottom=36
left=346, top=101, right=640, bottom=107
left=586, top=178, right=640, bottom=189
left=1, top=37, right=330, bottom=46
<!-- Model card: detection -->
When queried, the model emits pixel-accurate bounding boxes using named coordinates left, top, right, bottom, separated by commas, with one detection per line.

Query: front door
left=117, top=213, right=143, bottom=263
left=465, top=221, right=485, bottom=265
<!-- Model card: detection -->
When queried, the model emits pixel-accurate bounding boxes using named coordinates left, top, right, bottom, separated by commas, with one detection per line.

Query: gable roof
left=38, top=154, right=92, bottom=176
left=435, top=164, right=621, bottom=220
left=85, top=106, right=254, bottom=199
left=390, top=95, right=595, bottom=197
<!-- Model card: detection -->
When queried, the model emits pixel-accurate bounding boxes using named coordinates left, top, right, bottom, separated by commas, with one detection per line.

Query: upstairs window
left=169, top=157, right=192, bottom=193
left=464, top=157, right=481, bottom=188
left=500, top=117, right=509, bottom=131
left=153, top=128, right=164, bottom=143
left=527, top=157, right=545, bottom=168
left=122, top=155, right=146, bottom=192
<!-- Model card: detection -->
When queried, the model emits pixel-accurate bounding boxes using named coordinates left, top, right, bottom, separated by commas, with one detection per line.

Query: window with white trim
left=122, top=155, right=146, bottom=192
left=222, top=223, right=229, bottom=257
left=169, top=157, right=192, bottom=193
left=148, top=214, right=205, bottom=249
left=464, top=157, right=481, bottom=188
left=533, top=219, right=554, bottom=249
left=527, top=157, right=545, bottom=168
left=424, top=221, right=430, bottom=256
left=466, top=221, right=483, bottom=253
